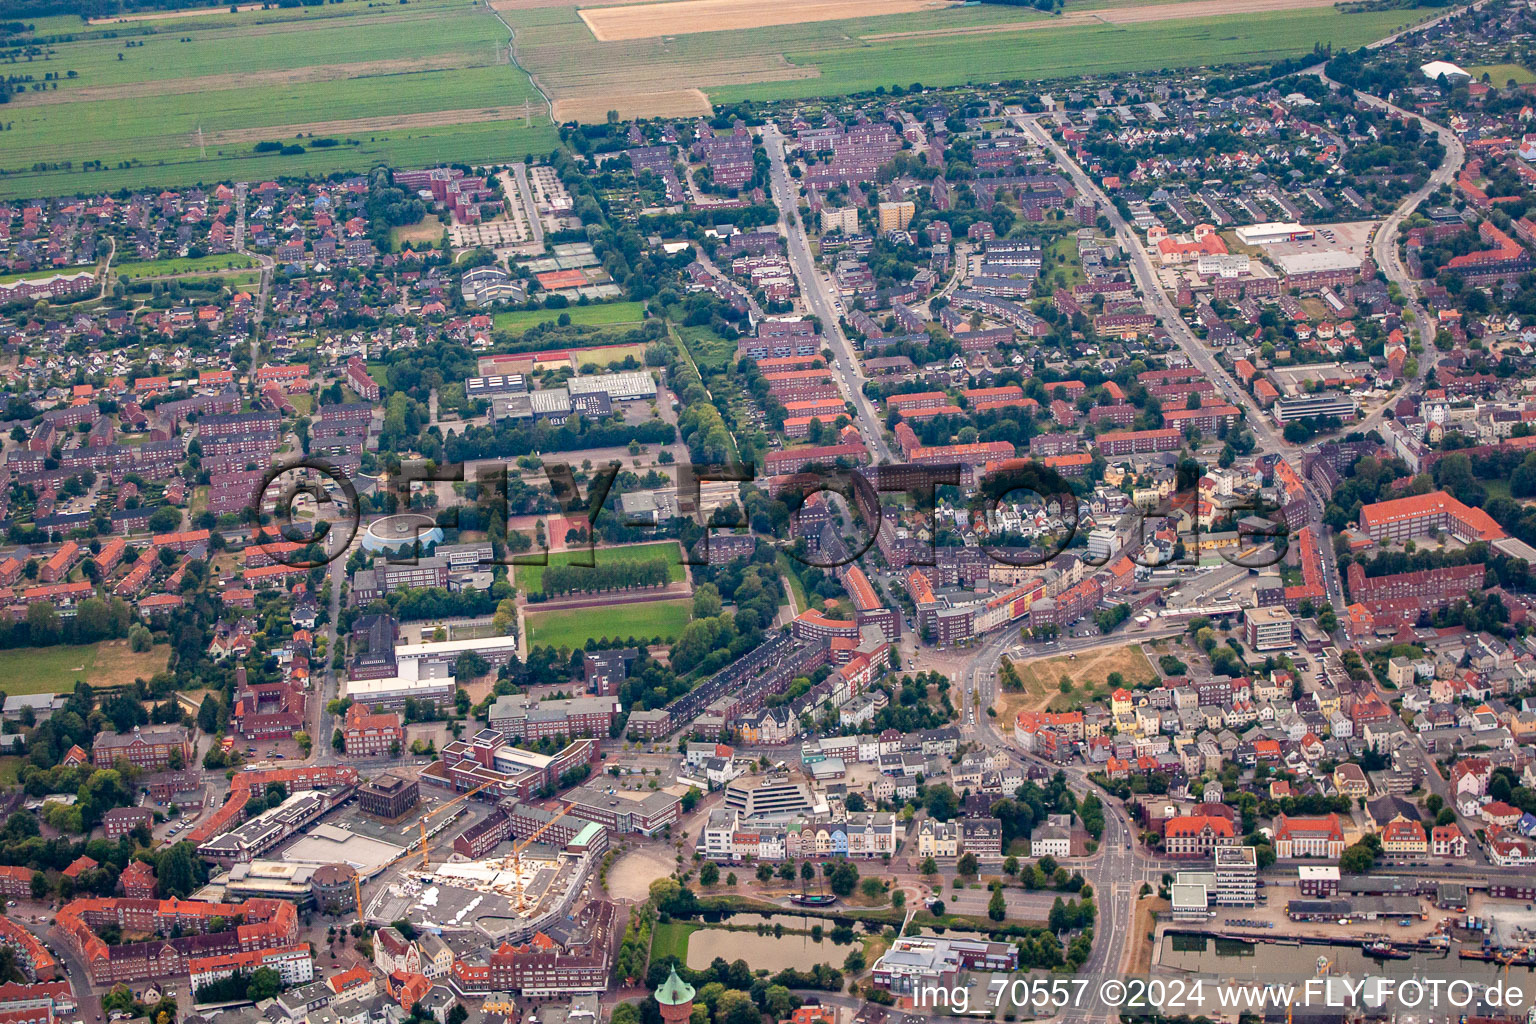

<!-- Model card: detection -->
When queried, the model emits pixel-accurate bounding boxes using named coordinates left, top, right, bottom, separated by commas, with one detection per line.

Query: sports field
left=524, top=596, right=692, bottom=648
left=0, top=640, right=171, bottom=695
left=493, top=301, right=647, bottom=334
left=0, top=0, right=557, bottom=199
left=513, top=540, right=684, bottom=593
left=502, top=1, right=1439, bottom=120
left=1468, top=63, right=1536, bottom=86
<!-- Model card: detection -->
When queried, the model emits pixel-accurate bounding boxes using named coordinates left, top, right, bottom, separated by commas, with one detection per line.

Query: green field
left=711, top=7, right=1437, bottom=104
left=514, top=540, right=684, bottom=593
left=502, top=3, right=1438, bottom=116
left=675, top=323, right=739, bottom=372
left=0, top=641, right=171, bottom=695
left=524, top=596, right=692, bottom=649
left=1468, top=63, right=1536, bottom=86
left=493, top=301, right=648, bottom=334
left=0, top=267, right=93, bottom=284
left=115, top=253, right=258, bottom=279
left=0, top=0, right=556, bottom=199
left=650, top=920, right=701, bottom=962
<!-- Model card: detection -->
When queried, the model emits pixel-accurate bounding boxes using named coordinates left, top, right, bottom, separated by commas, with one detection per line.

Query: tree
left=156, top=842, right=199, bottom=898
left=764, top=986, right=795, bottom=1019
left=756, top=863, right=773, bottom=883
left=246, top=967, right=280, bottom=1002
left=197, top=694, right=221, bottom=733
left=988, top=886, right=1007, bottom=922
left=801, top=861, right=815, bottom=885
left=693, top=583, right=723, bottom=619
left=332, top=729, right=344, bottom=752
left=1339, top=841, right=1378, bottom=874
left=699, top=861, right=720, bottom=886
left=956, top=852, right=978, bottom=877
left=920, top=856, right=938, bottom=876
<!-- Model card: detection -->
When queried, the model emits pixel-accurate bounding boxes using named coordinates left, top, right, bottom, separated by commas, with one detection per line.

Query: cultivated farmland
left=504, top=1, right=1439, bottom=119
left=0, top=0, right=557, bottom=199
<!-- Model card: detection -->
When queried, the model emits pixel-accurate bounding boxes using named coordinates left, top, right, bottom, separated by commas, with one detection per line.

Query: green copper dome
left=656, top=966, right=696, bottom=1006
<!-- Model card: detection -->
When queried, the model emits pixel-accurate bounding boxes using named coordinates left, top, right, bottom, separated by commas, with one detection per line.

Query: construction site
left=366, top=794, right=609, bottom=944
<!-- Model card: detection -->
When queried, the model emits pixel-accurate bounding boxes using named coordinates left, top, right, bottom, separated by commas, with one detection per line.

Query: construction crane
left=354, top=780, right=499, bottom=924
left=419, top=780, right=497, bottom=868
left=509, top=805, right=569, bottom=911
left=1496, top=946, right=1532, bottom=979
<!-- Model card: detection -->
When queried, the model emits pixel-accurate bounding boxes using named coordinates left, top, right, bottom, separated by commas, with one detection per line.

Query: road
left=1315, top=66, right=1467, bottom=440
left=763, top=125, right=895, bottom=465
left=957, top=624, right=1183, bottom=1023
left=234, top=180, right=276, bottom=377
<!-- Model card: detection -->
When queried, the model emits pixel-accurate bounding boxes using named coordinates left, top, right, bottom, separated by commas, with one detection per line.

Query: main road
left=1315, top=65, right=1467, bottom=439
left=763, top=124, right=895, bottom=465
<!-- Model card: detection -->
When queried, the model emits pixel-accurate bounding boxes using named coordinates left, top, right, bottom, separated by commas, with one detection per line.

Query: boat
left=788, top=893, right=837, bottom=906
left=1363, top=941, right=1411, bottom=960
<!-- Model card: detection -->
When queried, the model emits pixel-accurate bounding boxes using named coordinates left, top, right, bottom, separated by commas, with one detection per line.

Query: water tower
left=655, top=966, right=696, bottom=1024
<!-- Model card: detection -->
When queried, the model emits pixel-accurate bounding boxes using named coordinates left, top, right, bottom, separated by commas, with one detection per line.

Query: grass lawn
left=513, top=540, right=684, bottom=594
left=391, top=213, right=444, bottom=252
left=778, top=554, right=810, bottom=613
left=0, top=758, right=24, bottom=786
left=114, top=254, right=256, bottom=279
left=0, top=640, right=170, bottom=695
left=1003, top=642, right=1156, bottom=714
left=524, top=597, right=692, bottom=650
left=1468, top=63, right=1536, bottom=86
left=650, top=920, right=700, bottom=963
left=493, top=301, right=647, bottom=335
left=675, top=323, right=739, bottom=373
left=0, top=267, right=92, bottom=285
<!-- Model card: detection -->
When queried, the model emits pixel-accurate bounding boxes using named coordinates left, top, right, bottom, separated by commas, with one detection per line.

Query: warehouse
left=1235, top=222, right=1314, bottom=246
left=567, top=370, right=656, bottom=402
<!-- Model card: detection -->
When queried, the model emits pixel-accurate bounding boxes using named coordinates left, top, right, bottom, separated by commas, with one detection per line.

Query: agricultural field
left=493, top=300, right=647, bottom=334
left=502, top=0, right=1440, bottom=119
left=0, top=0, right=557, bottom=199
left=523, top=595, right=692, bottom=648
left=0, top=640, right=171, bottom=695
left=512, top=539, right=684, bottom=593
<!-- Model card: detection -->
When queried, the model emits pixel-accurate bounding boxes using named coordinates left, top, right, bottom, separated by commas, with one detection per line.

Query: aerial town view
left=10, top=2, right=1536, bottom=1024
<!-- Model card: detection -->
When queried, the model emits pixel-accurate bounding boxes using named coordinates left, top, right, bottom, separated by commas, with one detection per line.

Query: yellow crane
left=354, top=779, right=499, bottom=924
left=419, top=780, right=497, bottom=868
left=1496, top=946, right=1531, bottom=979
left=509, top=804, right=570, bottom=911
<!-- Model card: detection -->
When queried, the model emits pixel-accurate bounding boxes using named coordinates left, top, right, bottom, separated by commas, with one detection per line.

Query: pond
left=683, top=913, right=863, bottom=973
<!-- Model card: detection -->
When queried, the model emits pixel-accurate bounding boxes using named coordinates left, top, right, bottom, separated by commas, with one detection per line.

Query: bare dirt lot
left=579, top=0, right=958, bottom=42
left=860, top=0, right=1339, bottom=41
left=605, top=845, right=676, bottom=902
left=553, top=89, right=712, bottom=121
